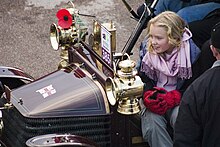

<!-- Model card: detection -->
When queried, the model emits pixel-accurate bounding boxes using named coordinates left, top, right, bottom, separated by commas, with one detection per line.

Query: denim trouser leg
left=177, top=2, right=220, bottom=23
left=154, top=0, right=198, bottom=15
left=141, top=106, right=179, bottom=147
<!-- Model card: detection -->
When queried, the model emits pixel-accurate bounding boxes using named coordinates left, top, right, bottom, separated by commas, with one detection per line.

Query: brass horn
left=105, top=58, right=144, bottom=115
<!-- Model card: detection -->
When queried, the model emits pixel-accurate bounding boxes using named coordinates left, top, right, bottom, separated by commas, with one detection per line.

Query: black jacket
left=174, top=63, right=220, bottom=147
left=189, top=8, right=220, bottom=48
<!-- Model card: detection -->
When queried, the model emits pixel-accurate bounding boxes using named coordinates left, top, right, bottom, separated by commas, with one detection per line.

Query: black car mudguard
left=0, top=66, right=34, bottom=96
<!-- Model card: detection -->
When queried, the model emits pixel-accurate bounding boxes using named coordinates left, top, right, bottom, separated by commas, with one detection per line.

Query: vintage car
left=0, top=0, right=158, bottom=146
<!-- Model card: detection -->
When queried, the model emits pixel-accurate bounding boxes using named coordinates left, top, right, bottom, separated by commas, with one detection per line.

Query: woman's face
left=149, top=24, right=173, bottom=54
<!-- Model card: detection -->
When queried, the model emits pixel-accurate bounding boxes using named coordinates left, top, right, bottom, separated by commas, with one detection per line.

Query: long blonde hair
left=146, top=11, right=187, bottom=52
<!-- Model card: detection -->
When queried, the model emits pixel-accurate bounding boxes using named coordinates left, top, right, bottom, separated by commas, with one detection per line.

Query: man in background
left=174, top=22, right=220, bottom=147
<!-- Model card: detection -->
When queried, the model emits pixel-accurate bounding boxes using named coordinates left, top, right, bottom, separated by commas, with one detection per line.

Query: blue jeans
left=154, top=0, right=198, bottom=15
left=141, top=106, right=179, bottom=147
left=154, top=0, right=220, bottom=23
left=177, top=2, right=220, bottom=23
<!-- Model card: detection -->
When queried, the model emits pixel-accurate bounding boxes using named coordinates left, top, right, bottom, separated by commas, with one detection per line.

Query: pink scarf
left=141, top=28, right=192, bottom=84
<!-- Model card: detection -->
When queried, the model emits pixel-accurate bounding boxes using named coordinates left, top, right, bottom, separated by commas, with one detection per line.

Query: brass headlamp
left=105, top=57, right=144, bottom=115
left=50, top=22, right=80, bottom=51
left=49, top=5, right=88, bottom=69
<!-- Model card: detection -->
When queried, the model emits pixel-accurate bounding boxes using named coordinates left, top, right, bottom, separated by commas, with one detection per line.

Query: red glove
left=143, top=87, right=181, bottom=115
left=163, top=89, right=181, bottom=107
left=154, top=87, right=181, bottom=108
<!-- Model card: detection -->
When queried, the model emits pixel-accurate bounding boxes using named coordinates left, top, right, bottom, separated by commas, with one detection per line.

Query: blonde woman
left=138, top=11, right=201, bottom=147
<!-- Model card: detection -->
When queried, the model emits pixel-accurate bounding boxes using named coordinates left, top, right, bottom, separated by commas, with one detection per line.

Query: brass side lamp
left=105, top=58, right=144, bottom=115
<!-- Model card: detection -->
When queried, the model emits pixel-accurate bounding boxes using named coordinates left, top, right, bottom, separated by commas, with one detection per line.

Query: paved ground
left=0, top=0, right=145, bottom=79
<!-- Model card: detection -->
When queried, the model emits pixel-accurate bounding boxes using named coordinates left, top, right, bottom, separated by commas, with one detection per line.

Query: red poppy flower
left=56, top=9, right=72, bottom=29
